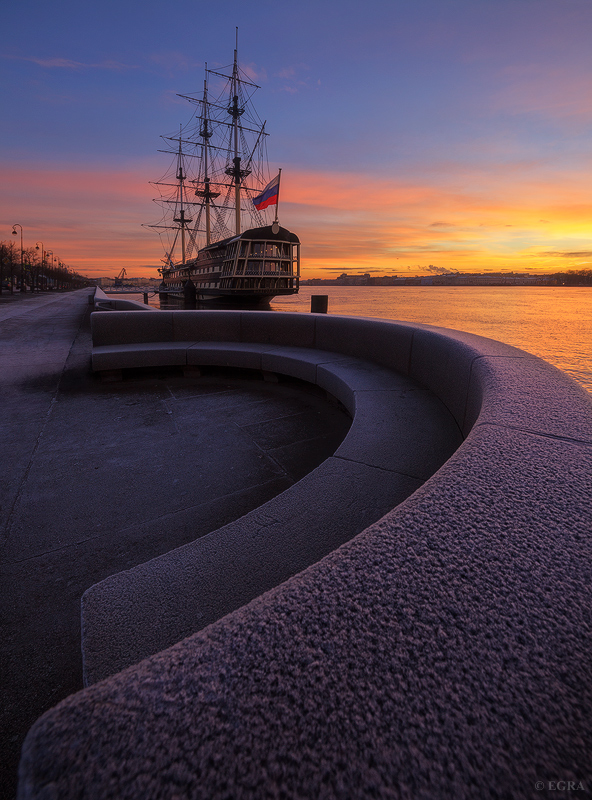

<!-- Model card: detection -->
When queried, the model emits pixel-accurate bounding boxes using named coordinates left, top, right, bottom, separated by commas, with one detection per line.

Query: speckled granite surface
left=17, top=314, right=592, bottom=799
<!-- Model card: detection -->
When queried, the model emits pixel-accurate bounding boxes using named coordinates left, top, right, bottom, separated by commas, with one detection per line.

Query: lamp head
left=11, top=229, right=16, bottom=236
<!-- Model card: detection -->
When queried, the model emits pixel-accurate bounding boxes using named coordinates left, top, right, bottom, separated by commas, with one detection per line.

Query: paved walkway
left=0, top=291, right=350, bottom=799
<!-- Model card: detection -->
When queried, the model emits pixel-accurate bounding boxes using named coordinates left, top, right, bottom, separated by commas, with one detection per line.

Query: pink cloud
left=0, top=164, right=157, bottom=275
left=492, top=64, right=592, bottom=122
left=2, top=161, right=592, bottom=278
left=4, top=55, right=137, bottom=71
left=274, top=64, right=312, bottom=93
left=149, top=52, right=203, bottom=78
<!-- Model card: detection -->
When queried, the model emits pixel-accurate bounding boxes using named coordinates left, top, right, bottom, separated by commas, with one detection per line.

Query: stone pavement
left=0, top=291, right=351, bottom=799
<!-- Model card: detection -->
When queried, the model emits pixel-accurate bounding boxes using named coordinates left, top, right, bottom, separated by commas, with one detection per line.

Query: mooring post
left=143, top=293, right=149, bottom=305
left=183, top=279, right=197, bottom=310
left=311, top=295, right=328, bottom=313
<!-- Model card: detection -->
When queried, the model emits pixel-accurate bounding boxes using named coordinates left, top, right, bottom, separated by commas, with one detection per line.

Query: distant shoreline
left=93, top=274, right=592, bottom=289
left=302, top=275, right=591, bottom=287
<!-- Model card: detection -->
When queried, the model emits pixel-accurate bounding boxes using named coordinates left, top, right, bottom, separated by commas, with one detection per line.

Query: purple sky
left=2, top=0, right=592, bottom=277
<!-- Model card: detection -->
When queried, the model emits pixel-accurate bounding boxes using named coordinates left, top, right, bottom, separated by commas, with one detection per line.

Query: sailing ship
left=147, top=36, right=300, bottom=305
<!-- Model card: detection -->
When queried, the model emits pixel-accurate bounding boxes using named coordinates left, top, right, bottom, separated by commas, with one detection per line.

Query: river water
left=272, top=286, right=592, bottom=396
left=134, top=286, right=591, bottom=395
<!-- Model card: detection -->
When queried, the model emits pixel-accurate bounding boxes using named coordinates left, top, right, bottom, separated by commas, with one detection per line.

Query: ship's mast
left=224, top=28, right=251, bottom=236
left=195, top=65, right=219, bottom=245
left=173, top=125, right=192, bottom=264
left=147, top=30, right=274, bottom=263
left=231, top=34, right=242, bottom=235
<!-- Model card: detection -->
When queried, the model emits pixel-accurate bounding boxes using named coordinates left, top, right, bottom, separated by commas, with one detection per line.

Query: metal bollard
left=183, top=279, right=197, bottom=309
left=311, top=294, right=328, bottom=313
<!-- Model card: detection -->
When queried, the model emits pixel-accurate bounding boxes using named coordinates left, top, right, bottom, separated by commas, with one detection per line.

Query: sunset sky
left=2, top=0, right=592, bottom=279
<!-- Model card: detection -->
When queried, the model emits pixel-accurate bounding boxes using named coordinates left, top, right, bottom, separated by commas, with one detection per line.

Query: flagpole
left=274, top=169, right=282, bottom=225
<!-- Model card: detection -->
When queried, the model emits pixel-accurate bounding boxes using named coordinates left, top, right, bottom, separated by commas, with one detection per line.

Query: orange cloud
left=281, top=164, right=592, bottom=274
left=0, top=163, right=159, bottom=276
left=2, top=160, right=591, bottom=278
left=492, top=65, right=592, bottom=123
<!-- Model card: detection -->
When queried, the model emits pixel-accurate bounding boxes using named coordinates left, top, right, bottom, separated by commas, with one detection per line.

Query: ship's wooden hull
left=159, top=224, right=300, bottom=306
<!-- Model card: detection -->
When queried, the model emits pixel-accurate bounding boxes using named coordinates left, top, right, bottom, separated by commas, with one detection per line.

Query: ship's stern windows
left=265, top=243, right=281, bottom=258
left=246, top=260, right=261, bottom=274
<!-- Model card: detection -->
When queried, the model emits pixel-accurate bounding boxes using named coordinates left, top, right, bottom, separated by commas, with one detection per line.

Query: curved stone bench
left=85, top=310, right=463, bottom=684
left=18, top=312, right=592, bottom=800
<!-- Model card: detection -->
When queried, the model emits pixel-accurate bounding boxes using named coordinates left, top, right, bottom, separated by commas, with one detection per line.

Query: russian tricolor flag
left=253, top=174, right=280, bottom=210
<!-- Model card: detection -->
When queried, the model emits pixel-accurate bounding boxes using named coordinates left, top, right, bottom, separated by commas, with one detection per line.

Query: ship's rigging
left=145, top=36, right=277, bottom=267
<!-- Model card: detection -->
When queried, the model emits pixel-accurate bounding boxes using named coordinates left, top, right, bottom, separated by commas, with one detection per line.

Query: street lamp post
left=35, top=242, right=45, bottom=292
left=11, top=224, right=25, bottom=292
left=46, top=251, right=54, bottom=290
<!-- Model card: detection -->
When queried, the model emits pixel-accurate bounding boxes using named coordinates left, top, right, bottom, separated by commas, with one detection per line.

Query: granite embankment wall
left=18, top=308, right=592, bottom=799
left=92, top=285, right=154, bottom=311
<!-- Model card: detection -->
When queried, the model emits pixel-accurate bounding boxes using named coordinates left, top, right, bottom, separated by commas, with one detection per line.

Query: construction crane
left=113, top=268, right=127, bottom=287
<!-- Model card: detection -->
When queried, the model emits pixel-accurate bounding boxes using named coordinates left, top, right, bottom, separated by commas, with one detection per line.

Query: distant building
left=300, top=272, right=555, bottom=287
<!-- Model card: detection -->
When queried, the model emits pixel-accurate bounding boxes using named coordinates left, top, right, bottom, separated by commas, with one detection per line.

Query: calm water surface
left=139, top=286, right=591, bottom=394
left=271, top=286, right=592, bottom=395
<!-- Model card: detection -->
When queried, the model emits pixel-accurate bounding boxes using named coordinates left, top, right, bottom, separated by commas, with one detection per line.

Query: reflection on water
left=119, top=286, right=592, bottom=394
left=157, top=298, right=273, bottom=311
left=274, top=286, right=592, bottom=395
